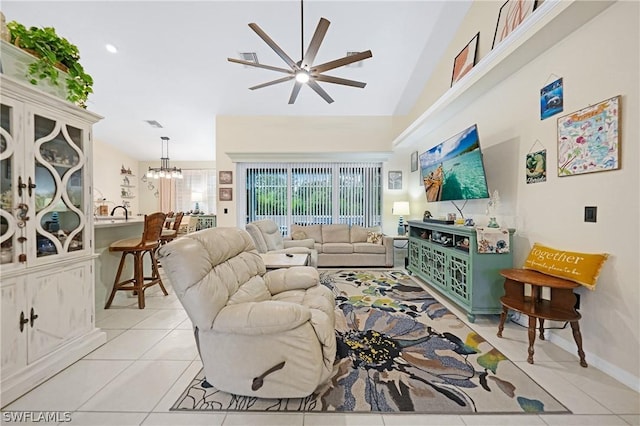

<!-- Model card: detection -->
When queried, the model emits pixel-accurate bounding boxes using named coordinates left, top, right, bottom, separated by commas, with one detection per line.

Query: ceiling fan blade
left=307, top=80, right=334, bottom=104
left=248, top=23, right=298, bottom=69
left=301, top=18, right=330, bottom=69
left=249, top=75, right=295, bottom=90
left=288, top=81, right=303, bottom=104
left=227, top=58, right=293, bottom=74
left=314, top=74, right=367, bottom=88
left=311, top=50, right=373, bottom=74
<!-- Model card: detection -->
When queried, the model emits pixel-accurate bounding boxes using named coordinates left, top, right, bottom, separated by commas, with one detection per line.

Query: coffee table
left=259, top=253, right=309, bottom=269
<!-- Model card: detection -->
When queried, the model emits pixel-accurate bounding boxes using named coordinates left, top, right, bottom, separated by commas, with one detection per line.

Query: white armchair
left=246, top=219, right=318, bottom=267
left=157, top=227, right=335, bottom=398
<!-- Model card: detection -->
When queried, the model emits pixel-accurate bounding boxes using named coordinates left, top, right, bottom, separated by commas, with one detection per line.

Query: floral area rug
left=170, top=270, right=569, bottom=414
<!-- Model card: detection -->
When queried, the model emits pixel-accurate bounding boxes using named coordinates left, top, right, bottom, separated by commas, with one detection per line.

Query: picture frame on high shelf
left=218, top=170, right=233, bottom=185
left=410, top=151, right=419, bottom=172
left=219, top=187, right=233, bottom=201
left=557, top=95, right=620, bottom=177
left=388, top=171, right=402, bottom=190
left=492, top=0, right=538, bottom=49
left=451, top=32, right=479, bottom=86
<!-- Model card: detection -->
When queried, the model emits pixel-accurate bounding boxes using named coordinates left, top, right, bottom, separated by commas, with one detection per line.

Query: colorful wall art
left=557, top=95, right=620, bottom=176
left=526, top=149, right=547, bottom=183
left=540, top=78, right=563, bottom=120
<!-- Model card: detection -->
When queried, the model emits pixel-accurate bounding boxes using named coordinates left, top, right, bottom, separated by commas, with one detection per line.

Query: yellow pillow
left=291, top=230, right=307, bottom=240
left=523, top=243, right=608, bottom=290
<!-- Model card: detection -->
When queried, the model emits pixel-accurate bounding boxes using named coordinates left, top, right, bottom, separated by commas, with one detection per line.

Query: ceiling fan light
left=295, top=70, right=310, bottom=84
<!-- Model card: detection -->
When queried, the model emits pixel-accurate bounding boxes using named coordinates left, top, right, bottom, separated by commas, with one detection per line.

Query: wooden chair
left=105, top=212, right=168, bottom=309
left=160, top=211, right=184, bottom=244
left=164, top=211, right=175, bottom=229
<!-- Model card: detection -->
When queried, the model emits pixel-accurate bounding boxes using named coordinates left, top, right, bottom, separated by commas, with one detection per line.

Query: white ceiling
left=2, top=1, right=471, bottom=161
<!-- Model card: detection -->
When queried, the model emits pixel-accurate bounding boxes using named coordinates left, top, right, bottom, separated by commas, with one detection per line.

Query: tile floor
left=2, top=260, right=639, bottom=426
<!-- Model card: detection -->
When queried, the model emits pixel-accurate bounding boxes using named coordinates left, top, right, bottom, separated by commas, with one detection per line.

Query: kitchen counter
left=94, top=216, right=145, bottom=228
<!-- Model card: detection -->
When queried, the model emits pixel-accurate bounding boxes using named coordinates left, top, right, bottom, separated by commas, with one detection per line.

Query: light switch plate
left=584, top=206, right=597, bottom=222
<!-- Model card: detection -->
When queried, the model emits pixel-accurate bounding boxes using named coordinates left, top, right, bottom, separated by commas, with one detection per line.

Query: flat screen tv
left=419, top=124, right=490, bottom=203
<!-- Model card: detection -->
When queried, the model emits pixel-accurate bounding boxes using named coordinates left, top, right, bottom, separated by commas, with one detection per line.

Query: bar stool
left=105, top=212, right=167, bottom=309
left=160, top=211, right=184, bottom=245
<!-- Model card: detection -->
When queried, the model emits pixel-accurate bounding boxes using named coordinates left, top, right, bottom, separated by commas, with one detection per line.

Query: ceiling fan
left=227, top=2, right=372, bottom=104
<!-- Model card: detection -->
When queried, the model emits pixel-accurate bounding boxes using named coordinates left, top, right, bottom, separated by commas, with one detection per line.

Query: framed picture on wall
left=410, top=151, right=419, bottom=172
left=451, top=32, right=479, bottom=86
left=219, top=187, right=233, bottom=201
left=557, top=95, right=620, bottom=177
left=492, top=0, right=538, bottom=49
left=219, top=170, right=233, bottom=184
left=388, top=171, right=402, bottom=190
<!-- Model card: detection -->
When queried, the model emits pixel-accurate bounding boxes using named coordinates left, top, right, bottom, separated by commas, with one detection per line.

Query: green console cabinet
left=407, top=220, right=514, bottom=322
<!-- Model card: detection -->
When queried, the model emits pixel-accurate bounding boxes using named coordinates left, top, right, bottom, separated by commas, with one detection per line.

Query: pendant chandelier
left=146, top=136, right=183, bottom=179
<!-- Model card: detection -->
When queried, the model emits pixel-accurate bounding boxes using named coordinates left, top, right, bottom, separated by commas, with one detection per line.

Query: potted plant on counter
left=3, top=21, right=93, bottom=108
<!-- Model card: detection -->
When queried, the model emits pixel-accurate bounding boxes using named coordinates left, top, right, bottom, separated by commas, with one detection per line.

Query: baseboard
left=1, top=329, right=107, bottom=408
left=547, top=332, right=640, bottom=393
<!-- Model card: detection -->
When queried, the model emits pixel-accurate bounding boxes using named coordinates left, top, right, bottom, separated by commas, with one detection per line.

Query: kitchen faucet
left=110, top=205, right=128, bottom=220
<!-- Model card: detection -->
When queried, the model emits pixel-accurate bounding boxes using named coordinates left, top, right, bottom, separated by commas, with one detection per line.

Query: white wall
left=215, top=115, right=397, bottom=229
left=388, top=0, right=639, bottom=385
left=92, top=138, right=140, bottom=216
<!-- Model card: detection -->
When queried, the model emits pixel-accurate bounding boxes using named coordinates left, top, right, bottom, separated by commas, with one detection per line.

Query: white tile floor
left=2, top=262, right=639, bottom=426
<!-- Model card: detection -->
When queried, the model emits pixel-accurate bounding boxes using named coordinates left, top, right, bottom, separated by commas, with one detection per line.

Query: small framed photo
left=451, top=32, right=479, bottom=86
left=492, top=0, right=538, bottom=49
left=388, top=171, right=402, bottom=190
left=219, top=187, right=233, bottom=201
left=219, top=170, right=233, bottom=185
left=410, top=151, right=419, bottom=172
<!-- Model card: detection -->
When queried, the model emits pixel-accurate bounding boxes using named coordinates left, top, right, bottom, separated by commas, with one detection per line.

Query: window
left=174, top=169, right=217, bottom=214
left=238, top=162, right=381, bottom=235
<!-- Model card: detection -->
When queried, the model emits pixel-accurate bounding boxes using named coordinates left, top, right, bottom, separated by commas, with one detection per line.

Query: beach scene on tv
left=420, top=124, right=490, bottom=202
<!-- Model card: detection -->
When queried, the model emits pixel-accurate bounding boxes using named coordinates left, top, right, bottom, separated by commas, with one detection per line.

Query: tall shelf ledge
left=392, top=0, right=614, bottom=148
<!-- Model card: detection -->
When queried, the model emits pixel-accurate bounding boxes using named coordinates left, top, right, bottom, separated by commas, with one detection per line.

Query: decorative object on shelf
left=219, top=187, right=232, bottom=201
left=557, top=95, right=620, bottom=177
left=0, top=12, right=10, bottom=42
left=492, top=0, right=538, bottom=49
left=146, top=136, right=183, bottom=179
left=227, top=0, right=372, bottom=104
left=410, top=151, right=418, bottom=172
left=486, top=190, right=500, bottom=228
left=451, top=32, right=479, bottom=86
left=120, top=165, right=133, bottom=175
left=218, top=170, right=233, bottom=185
left=464, top=218, right=475, bottom=227
left=388, top=171, right=402, bottom=190
left=5, top=21, right=94, bottom=107
left=476, top=227, right=510, bottom=254
left=540, top=76, right=563, bottom=120
left=392, top=201, right=410, bottom=236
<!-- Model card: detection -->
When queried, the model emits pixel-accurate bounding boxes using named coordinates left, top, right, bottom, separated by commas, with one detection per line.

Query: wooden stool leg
left=148, top=249, right=169, bottom=296
left=134, top=251, right=145, bottom=309
left=570, top=321, right=588, bottom=367
left=497, top=306, right=508, bottom=337
left=527, top=314, right=537, bottom=364
left=538, top=318, right=545, bottom=340
left=105, top=252, right=127, bottom=309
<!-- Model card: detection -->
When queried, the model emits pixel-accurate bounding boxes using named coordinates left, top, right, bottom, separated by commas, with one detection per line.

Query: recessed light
left=105, top=44, right=118, bottom=54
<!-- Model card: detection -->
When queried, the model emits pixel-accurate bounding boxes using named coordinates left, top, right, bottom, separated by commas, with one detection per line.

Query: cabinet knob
left=19, top=312, right=29, bottom=332
left=17, top=176, right=27, bottom=197
left=27, top=177, right=36, bottom=197
left=30, top=307, right=39, bottom=327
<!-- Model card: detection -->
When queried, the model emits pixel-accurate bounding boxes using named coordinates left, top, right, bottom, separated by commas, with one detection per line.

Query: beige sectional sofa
left=288, top=224, right=394, bottom=268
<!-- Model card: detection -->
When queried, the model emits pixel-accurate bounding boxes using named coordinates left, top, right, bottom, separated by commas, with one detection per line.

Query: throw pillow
left=366, top=231, right=383, bottom=245
left=291, top=230, right=307, bottom=240
left=523, top=242, right=609, bottom=290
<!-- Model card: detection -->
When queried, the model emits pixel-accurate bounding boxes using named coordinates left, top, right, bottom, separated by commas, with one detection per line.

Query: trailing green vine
left=7, top=21, right=93, bottom=108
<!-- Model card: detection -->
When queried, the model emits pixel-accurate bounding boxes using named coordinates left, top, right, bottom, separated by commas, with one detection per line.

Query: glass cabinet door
left=32, top=112, right=87, bottom=259
left=0, top=99, right=24, bottom=268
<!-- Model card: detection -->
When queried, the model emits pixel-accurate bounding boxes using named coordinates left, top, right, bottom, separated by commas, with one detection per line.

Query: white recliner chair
left=245, top=219, right=318, bottom=267
left=157, top=227, right=336, bottom=398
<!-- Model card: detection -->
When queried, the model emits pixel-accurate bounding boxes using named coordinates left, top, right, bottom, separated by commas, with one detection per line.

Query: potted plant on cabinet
left=4, top=21, right=93, bottom=108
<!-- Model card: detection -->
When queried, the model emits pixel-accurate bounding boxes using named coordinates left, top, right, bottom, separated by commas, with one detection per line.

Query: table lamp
left=392, top=201, right=410, bottom=236
left=191, top=192, right=203, bottom=214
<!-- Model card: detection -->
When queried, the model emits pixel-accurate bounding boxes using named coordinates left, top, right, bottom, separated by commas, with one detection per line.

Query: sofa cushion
left=291, top=230, right=307, bottom=240
left=314, top=242, right=323, bottom=253
left=322, top=224, right=350, bottom=243
left=366, top=231, right=384, bottom=245
left=291, top=224, right=323, bottom=243
left=322, top=243, right=353, bottom=254
left=350, top=225, right=382, bottom=243
left=353, top=242, right=387, bottom=254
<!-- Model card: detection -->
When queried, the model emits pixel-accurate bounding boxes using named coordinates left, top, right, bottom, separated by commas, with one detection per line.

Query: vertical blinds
left=238, top=162, right=381, bottom=235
